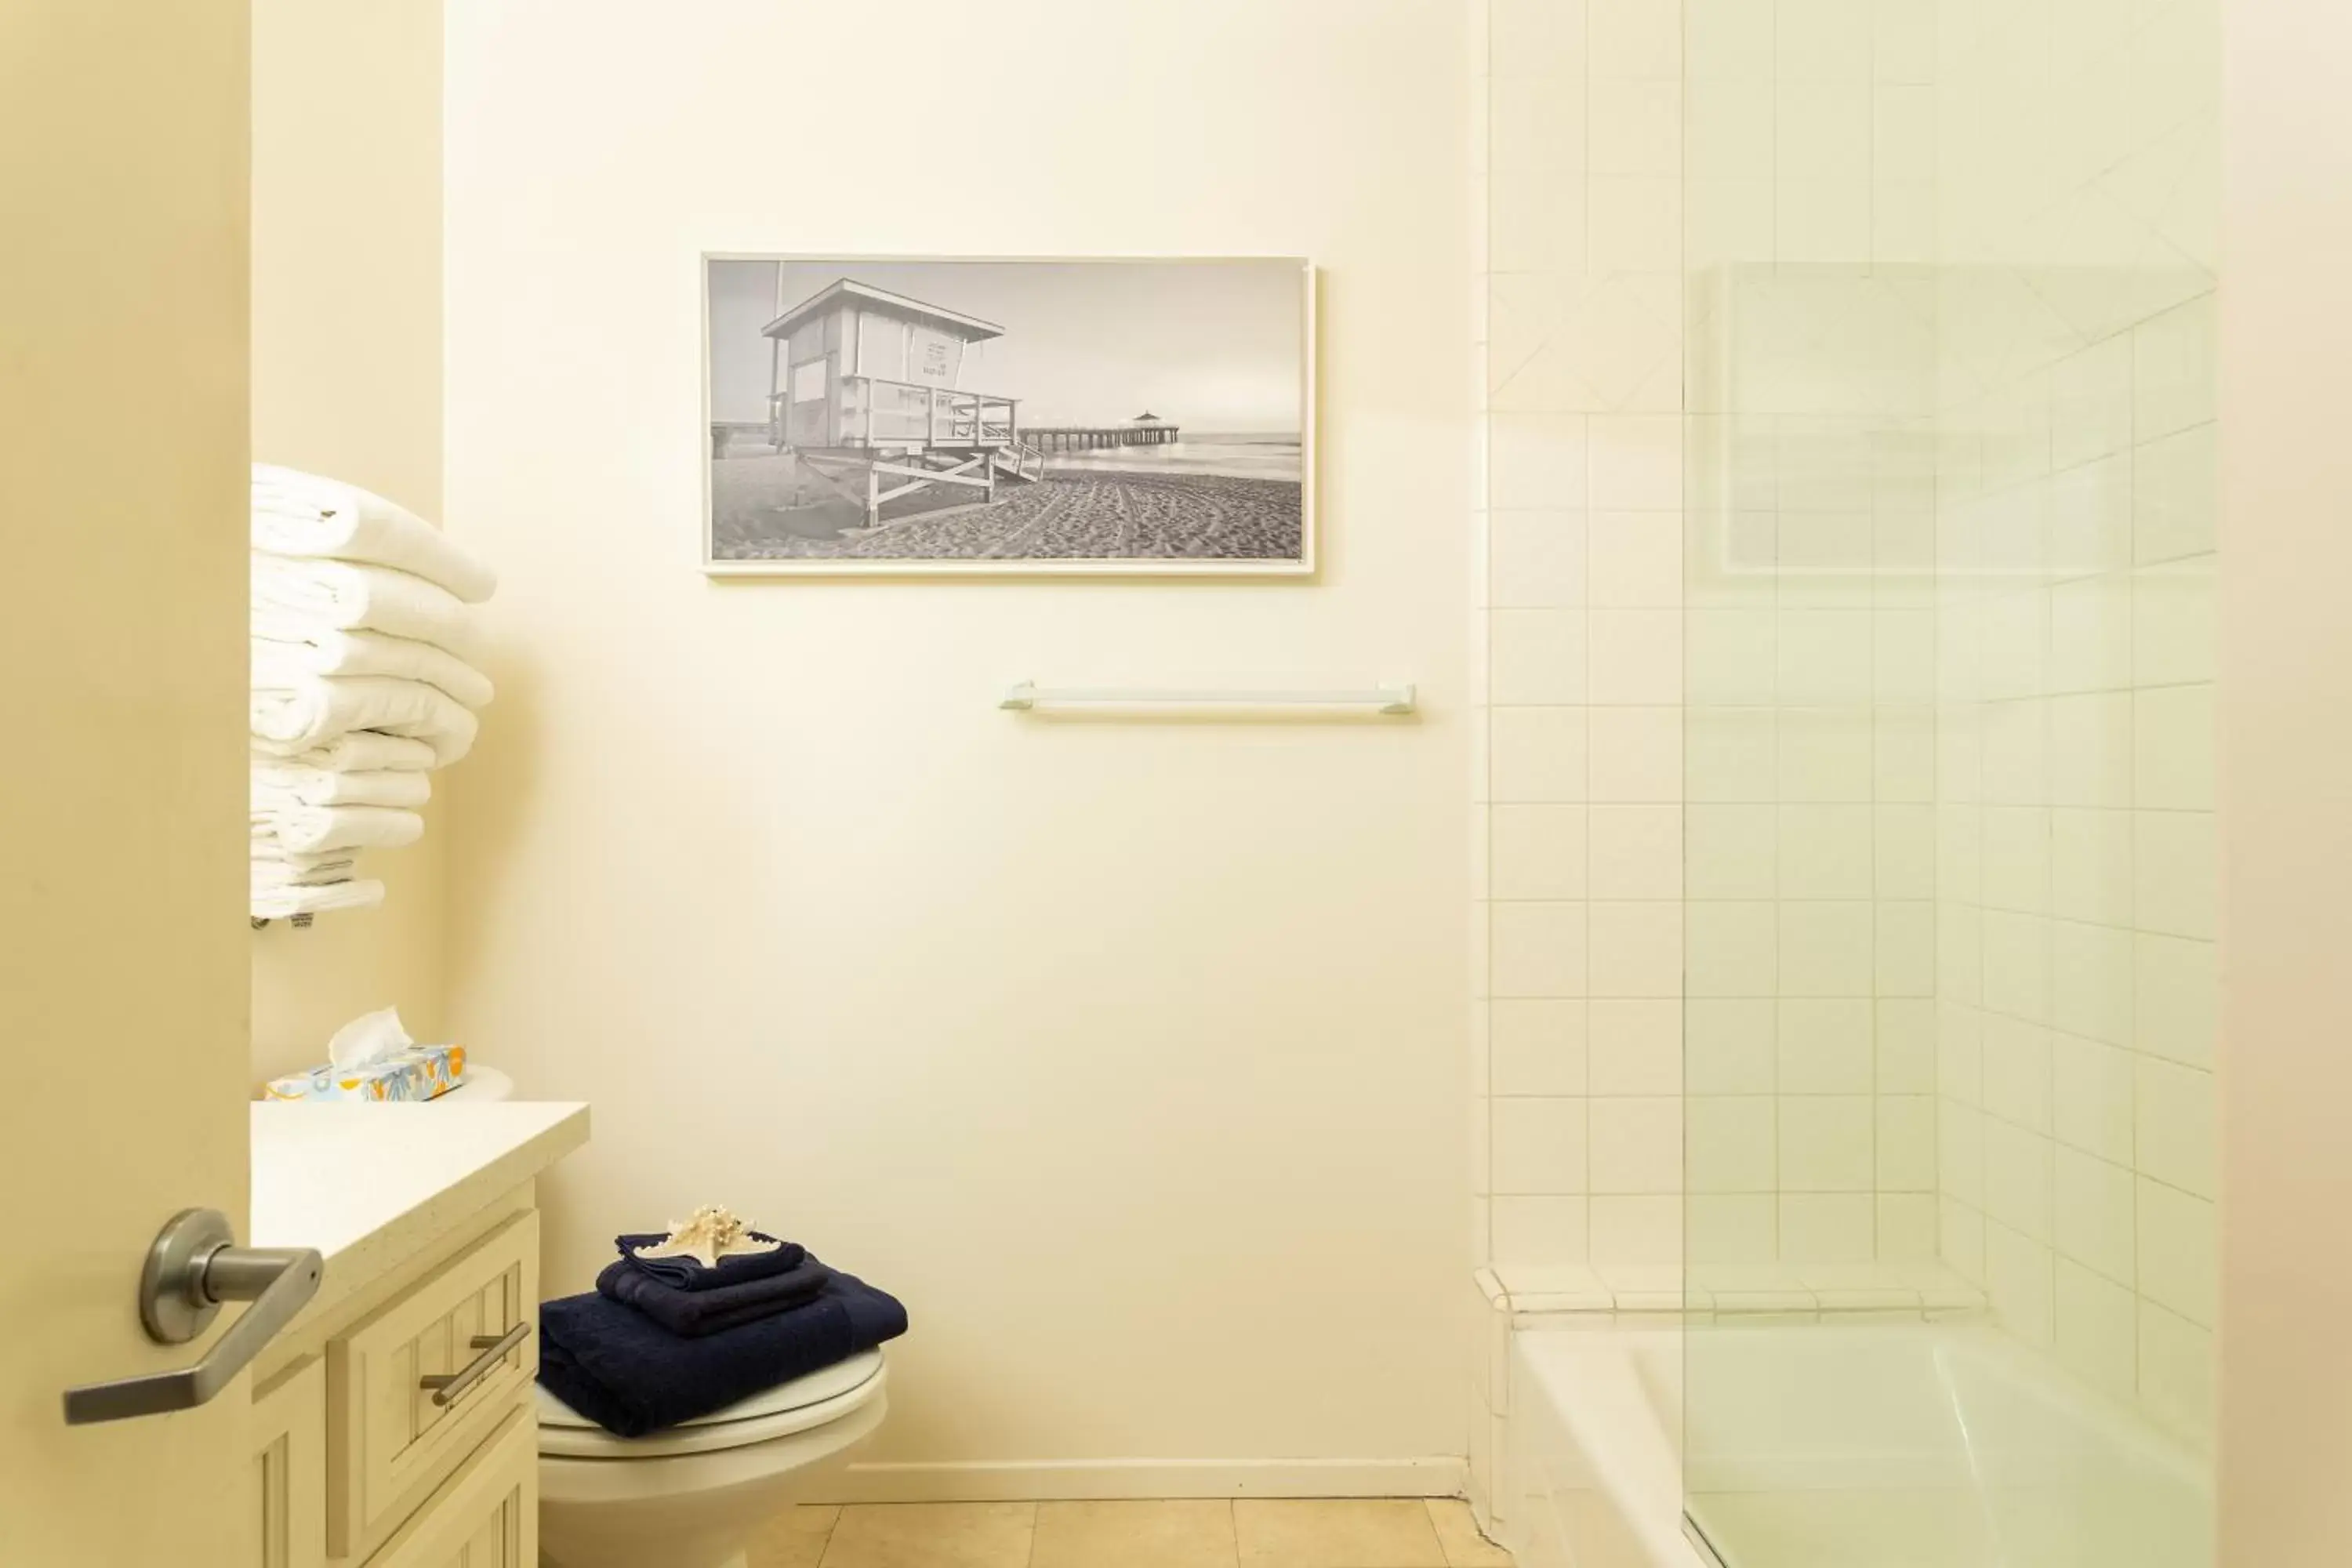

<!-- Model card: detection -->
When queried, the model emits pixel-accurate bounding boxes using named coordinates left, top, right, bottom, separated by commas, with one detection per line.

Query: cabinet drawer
left=361, top=1405, right=537, bottom=1568
left=329, top=1210, right=539, bottom=1559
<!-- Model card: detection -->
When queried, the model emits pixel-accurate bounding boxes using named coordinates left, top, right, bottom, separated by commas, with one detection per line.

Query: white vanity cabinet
left=245, top=1103, right=588, bottom=1567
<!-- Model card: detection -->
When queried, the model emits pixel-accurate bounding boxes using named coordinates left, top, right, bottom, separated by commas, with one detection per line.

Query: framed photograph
left=702, top=256, right=1314, bottom=576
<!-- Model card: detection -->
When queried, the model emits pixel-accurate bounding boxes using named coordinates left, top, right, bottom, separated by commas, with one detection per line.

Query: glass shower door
left=1680, top=1, right=2222, bottom=1563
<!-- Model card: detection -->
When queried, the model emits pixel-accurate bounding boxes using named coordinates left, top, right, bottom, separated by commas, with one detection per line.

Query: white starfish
left=632, top=1204, right=782, bottom=1269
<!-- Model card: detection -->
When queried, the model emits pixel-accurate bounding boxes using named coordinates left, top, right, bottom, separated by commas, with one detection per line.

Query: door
left=0, top=0, right=255, bottom=1561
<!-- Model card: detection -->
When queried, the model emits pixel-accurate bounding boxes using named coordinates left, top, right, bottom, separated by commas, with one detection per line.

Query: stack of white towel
left=249, top=465, right=496, bottom=920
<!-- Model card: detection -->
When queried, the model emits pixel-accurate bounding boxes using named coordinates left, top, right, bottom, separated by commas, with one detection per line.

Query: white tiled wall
left=1474, top=0, right=1690, bottom=1279
left=1474, top=3, right=2215, bottom=1452
left=1930, top=0, right=2220, bottom=1444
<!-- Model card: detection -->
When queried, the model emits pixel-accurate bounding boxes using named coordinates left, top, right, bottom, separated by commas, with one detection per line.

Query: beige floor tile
left=1032, top=1499, right=1239, bottom=1568
left=1424, top=1500, right=1514, bottom=1567
left=819, top=1502, right=1038, bottom=1568
left=751, top=1505, right=842, bottom=1568
left=1233, top=1499, right=1449, bottom=1568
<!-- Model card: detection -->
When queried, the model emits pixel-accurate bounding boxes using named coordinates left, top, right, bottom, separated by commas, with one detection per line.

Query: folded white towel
left=249, top=855, right=360, bottom=888
left=251, top=465, right=497, bottom=604
left=252, top=628, right=493, bottom=710
left=255, top=805, right=424, bottom=855
left=252, top=555, right=482, bottom=663
left=254, top=731, right=437, bottom=774
left=249, top=675, right=478, bottom=766
left=252, top=879, right=387, bottom=920
left=252, top=765, right=431, bottom=810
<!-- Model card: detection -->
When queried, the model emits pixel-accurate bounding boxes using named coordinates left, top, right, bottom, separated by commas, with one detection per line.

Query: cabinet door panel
left=252, top=1359, right=326, bottom=1568
left=365, top=1405, right=536, bottom=1568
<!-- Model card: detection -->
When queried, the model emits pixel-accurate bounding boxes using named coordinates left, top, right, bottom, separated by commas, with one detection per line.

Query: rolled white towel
left=255, top=731, right=437, bottom=774
left=252, top=628, right=493, bottom=710
left=252, top=879, right=387, bottom=920
left=249, top=674, right=478, bottom=766
left=252, top=554, right=482, bottom=663
left=252, top=765, right=431, bottom=810
left=256, top=805, right=424, bottom=855
left=251, top=464, right=497, bottom=603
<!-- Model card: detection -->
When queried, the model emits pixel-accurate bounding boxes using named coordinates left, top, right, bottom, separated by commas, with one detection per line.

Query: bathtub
left=1504, top=1323, right=2211, bottom=1568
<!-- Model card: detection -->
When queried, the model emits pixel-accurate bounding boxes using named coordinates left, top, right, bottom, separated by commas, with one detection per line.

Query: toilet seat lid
left=536, top=1348, right=885, bottom=1447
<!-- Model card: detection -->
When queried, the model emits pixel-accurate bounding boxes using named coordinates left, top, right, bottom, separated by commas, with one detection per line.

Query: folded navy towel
left=615, top=1232, right=805, bottom=1290
left=596, top=1255, right=833, bottom=1338
left=539, top=1270, right=908, bottom=1437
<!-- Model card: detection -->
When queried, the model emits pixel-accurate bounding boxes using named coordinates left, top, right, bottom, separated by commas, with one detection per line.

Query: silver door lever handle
left=62, top=1207, right=323, bottom=1425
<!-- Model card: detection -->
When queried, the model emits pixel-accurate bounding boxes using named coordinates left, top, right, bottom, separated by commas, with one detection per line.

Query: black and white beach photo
left=702, top=256, right=1312, bottom=574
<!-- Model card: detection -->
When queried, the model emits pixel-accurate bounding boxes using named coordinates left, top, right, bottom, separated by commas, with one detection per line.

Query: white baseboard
left=812, top=1456, right=1469, bottom=1504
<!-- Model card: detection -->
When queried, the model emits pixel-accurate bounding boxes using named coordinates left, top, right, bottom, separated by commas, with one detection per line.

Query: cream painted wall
left=249, top=0, right=448, bottom=1082
left=441, top=0, right=1472, bottom=1490
left=2216, top=2, right=2352, bottom=1556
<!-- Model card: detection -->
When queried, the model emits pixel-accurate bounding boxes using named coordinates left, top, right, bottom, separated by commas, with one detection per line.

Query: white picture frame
left=700, top=255, right=1316, bottom=578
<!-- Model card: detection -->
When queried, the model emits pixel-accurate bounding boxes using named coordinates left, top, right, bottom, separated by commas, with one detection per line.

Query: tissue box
left=264, top=1044, right=467, bottom=1103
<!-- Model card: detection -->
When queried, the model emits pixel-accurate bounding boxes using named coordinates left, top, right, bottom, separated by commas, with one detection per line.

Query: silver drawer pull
left=419, top=1323, right=530, bottom=1408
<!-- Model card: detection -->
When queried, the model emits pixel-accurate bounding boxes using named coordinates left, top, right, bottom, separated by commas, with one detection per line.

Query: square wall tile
left=1490, top=511, right=1589, bottom=608
left=1588, top=707, right=1682, bottom=801
left=1589, top=0, right=1683, bottom=78
left=2136, top=1058, right=2216, bottom=1200
left=2050, top=920, right=2133, bottom=1047
left=2134, top=684, right=2214, bottom=811
left=1588, top=1097, right=1683, bottom=1193
left=1780, top=1097, right=1876, bottom=1192
left=1588, top=805, right=1682, bottom=899
left=1588, top=511, right=1685, bottom=607
left=2055, top=1259, right=2139, bottom=1402
left=2050, top=808, right=2133, bottom=926
left=1490, top=609, right=1587, bottom=706
left=1779, top=902, right=1876, bottom=996
left=1492, top=707, right=1589, bottom=803
left=1589, top=609, right=1684, bottom=705
left=2053, top=1034, right=2136, bottom=1166
left=1687, top=999, right=1777, bottom=1094
left=1689, top=1096, right=1777, bottom=1193
left=1983, top=1120, right=2055, bottom=1244
left=1878, top=1097, right=1937, bottom=1192
left=1492, top=804, right=1590, bottom=900
left=1491, top=1000, right=1589, bottom=1097
left=1687, top=901, right=1778, bottom=996
left=2132, top=557, right=2216, bottom=685
left=1690, top=1195, right=1780, bottom=1264
left=1590, top=78, right=1683, bottom=177
left=1588, top=999, right=1683, bottom=1094
left=1492, top=1196, right=1590, bottom=1268
left=1779, top=804, right=1875, bottom=900
left=1491, top=902, right=1588, bottom=998
left=1778, top=999, right=1875, bottom=1094
left=1494, top=1098, right=1590, bottom=1195
left=2136, top=1178, right=2216, bottom=1327
left=1688, top=706, right=1777, bottom=800
left=1589, top=416, right=1686, bottom=508
left=1877, top=1193, right=1938, bottom=1260
left=1780, top=1193, right=1877, bottom=1262
left=2139, top=1301, right=2216, bottom=1439
left=1589, top=900, right=1684, bottom=997
left=1686, top=805, right=1776, bottom=899
left=1986, top=1221, right=2056, bottom=1346
left=1490, top=413, right=1589, bottom=510
left=1876, top=1000, right=1937, bottom=1094
left=2053, top=1145, right=2137, bottom=1285
left=2132, top=810, right=2216, bottom=939
left=2134, top=935, right=2216, bottom=1068
left=1588, top=1196, right=1683, bottom=1265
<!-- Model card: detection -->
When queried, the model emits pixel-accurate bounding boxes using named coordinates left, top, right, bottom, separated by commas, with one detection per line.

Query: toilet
left=535, top=1347, right=889, bottom=1568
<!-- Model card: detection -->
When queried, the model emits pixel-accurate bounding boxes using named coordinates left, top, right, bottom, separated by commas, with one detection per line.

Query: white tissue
left=327, top=1006, right=414, bottom=1071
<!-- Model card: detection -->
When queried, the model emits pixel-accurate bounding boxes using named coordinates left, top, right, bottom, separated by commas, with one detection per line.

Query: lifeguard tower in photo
left=764, top=278, right=1047, bottom=527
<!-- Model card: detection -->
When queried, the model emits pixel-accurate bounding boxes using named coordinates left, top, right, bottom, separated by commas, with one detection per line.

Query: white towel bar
left=1000, top=681, right=1417, bottom=716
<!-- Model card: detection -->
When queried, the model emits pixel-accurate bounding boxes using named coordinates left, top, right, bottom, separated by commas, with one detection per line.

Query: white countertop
left=252, top=1100, right=590, bottom=1323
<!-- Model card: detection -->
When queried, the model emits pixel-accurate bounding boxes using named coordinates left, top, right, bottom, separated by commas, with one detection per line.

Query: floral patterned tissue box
left=264, top=1043, right=467, bottom=1102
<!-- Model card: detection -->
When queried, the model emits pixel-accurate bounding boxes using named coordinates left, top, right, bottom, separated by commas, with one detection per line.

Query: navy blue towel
left=595, top=1255, right=833, bottom=1338
left=539, top=1270, right=907, bottom=1437
left=615, top=1232, right=806, bottom=1290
